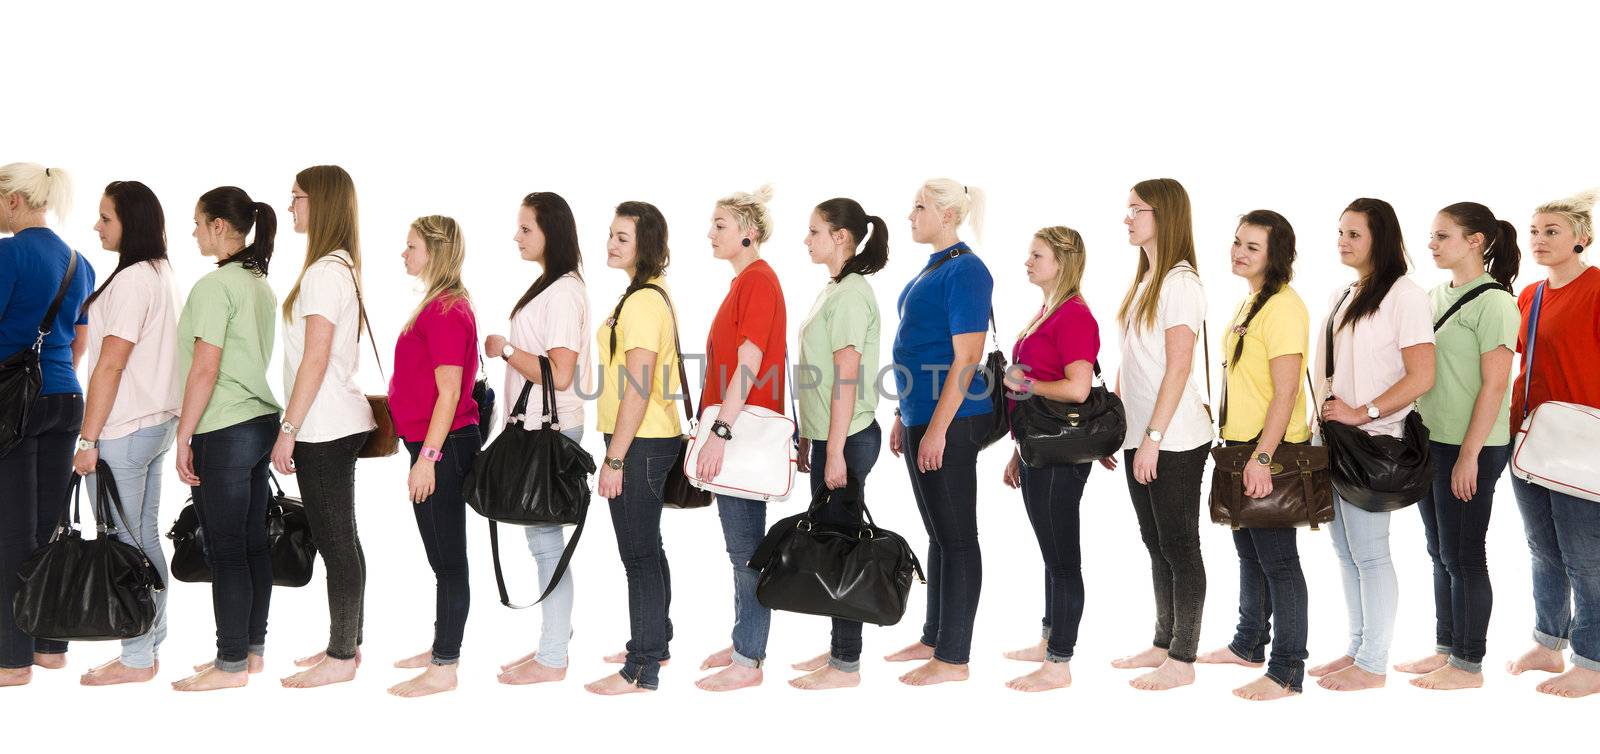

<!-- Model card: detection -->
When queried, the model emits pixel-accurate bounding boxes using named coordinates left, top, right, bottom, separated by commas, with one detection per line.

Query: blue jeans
left=404, top=426, right=480, bottom=665
left=807, top=421, right=883, bottom=672
left=1329, top=492, right=1399, bottom=675
left=905, top=413, right=986, bottom=665
left=0, top=393, right=81, bottom=668
left=189, top=412, right=279, bottom=672
left=1419, top=442, right=1508, bottom=672
left=605, top=434, right=678, bottom=689
left=717, top=492, right=770, bottom=667
left=1511, top=474, right=1600, bottom=671
left=1227, top=527, right=1309, bottom=691
left=1018, top=460, right=1090, bottom=664
left=88, top=418, right=177, bottom=669
left=520, top=425, right=583, bottom=669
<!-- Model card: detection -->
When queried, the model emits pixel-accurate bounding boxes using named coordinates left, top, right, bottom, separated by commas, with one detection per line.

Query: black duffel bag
left=13, top=462, right=162, bottom=641
left=465, top=356, right=596, bottom=608
left=748, top=476, right=924, bottom=626
left=1008, top=361, right=1127, bottom=467
left=166, top=472, right=317, bottom=587
left=1322, top=410, right=1432, bottom=513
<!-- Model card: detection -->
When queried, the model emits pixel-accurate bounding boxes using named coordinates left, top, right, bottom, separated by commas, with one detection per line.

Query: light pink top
left=83, top=260, right=181, bottom=440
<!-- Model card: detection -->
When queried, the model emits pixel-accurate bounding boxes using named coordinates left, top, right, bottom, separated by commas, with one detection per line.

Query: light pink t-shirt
left=505, top=273, right=590, bottom=431
left=82, top=260, right=181, bottom=440
left=1315, top=276, right=1434, bottom=439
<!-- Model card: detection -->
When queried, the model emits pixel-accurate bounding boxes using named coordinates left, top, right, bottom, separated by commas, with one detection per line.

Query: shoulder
left=1059, top=295, right=1097, bottom=327
left=1264, top=286, right=1308, bottom=317
left=1385, top=276, right=1430, bottom=307
left=948, top=251, right=992, bottom=280
left=1161, top=262, right=1204, bottom=298
left=620, top=285, right=671, bottom=319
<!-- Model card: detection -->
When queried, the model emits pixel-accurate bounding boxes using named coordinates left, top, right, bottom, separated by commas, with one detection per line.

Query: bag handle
left=91, top=459, right=165, bottom=590
left=1433, top=283, right=1501, bottom=332
left=1520, top=282, right=1546, bottom=420
left=607, top=283, right=699, bottom=425
left=329, top=255, right=389, bottom=384
left=487, top=508, right=586, bottom=609
left=33, top=251, right=79, bottom=351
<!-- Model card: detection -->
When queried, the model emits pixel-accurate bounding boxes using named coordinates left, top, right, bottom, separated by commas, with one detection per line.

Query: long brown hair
left=1117, top=178, right=1197, bottom=331
left=282, top=165, right=361, bottom=320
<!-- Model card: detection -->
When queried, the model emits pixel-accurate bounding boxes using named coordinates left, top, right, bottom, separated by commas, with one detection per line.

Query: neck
left=1548, top=256, right=1588, bottom=288
left=1142, top=244, right=1158, bottom=269
left=931, top=231, right=961, bottom=251
left=731, top=247, right=759, bottom=274
left=216, top=240, right=246, bottom=261
left=625, top=264, right=639, bottom=281
left=826, top=251, right=846, bottom=279
left=1449, top=260, right=1483, bottom=287
left=7, top=212, right=46, bottom=233
left=1246, top=274, right=1265, bottom=293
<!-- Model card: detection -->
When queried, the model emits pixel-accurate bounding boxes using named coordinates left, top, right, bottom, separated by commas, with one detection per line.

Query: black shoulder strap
left=488, top=509, right=586, bottom=609
left=1432, top=283, right=1501, bottom=332
left=1324, top=286, right=1355, bottom=383
left=33, top=251, right=79, bottom=349
left=607, top=283, right=697, bottom=423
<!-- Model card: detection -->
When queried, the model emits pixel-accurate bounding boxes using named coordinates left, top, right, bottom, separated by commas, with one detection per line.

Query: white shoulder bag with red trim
left=1511, top=282, right=1600, bottom=502
left=684, top=356, right=799, bottom=503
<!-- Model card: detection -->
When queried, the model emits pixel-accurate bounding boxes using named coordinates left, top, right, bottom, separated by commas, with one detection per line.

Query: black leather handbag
left=466, top=356, right=596, bottom=608
left=0, top=252, right=78, bottom=458
left=474, top=356, right=496, bottom=446
left=1009, top=361, right=1127, bottom=467
left=13, top=463, right=162, bottom=641
left=748, top=477, right=924, bottom=626
left=166, top=473, right=318, bottom=587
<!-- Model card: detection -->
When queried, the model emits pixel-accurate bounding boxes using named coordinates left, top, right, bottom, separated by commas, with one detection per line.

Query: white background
left=7, top=0, right=1600, bottom=750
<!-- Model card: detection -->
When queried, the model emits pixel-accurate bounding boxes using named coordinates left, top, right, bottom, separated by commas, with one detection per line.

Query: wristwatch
left=420, top=446, right=444, bottom=462
left=280, top=419, right=299, bottom=436
left=1365, top=403, right=1381, bottom=420
left=76, top=437, right=97, bottom=452
left=500, top=343, right=515, bottom=360
left=1145, top=427, right=1163, bottom=443
left=711, top=420, right=734, bottom=441
left=1254, top=451, right=1272, bottom=466
left=605, top=456, right=626, bottom=471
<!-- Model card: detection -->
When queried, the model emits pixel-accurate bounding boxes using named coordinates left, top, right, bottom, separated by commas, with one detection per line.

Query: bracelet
left=420, top=446, right=444, bottom=462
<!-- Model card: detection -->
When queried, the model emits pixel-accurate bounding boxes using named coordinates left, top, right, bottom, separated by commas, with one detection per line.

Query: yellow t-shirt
left=1221, top=286, right=1310, bottom=443
left=595, top=278, right=684, bottom=438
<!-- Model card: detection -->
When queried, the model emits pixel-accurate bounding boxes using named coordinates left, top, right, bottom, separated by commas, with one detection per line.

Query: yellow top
left=1221, top=287, right=1310, bottom=444
left=595, top=278, right=685, bottom=438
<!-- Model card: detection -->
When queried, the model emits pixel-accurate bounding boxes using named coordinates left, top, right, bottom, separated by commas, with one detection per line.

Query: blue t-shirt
left=0, top=228, right=95, bottom=395
left=892, top=242, right=995, bottom=427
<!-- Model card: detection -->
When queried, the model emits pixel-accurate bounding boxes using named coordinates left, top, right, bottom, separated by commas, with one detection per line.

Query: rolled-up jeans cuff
left=430, top=655, right=459, bottom=666
left=1434, top=644, right=1451, bottom=656
left=248, top=644, right=265, bottom=658
left=732, top=650, right=763, bottom=669
left=828, top=657, right=861, bottom=673
left=1572, top=652, right=1600, bottom=672
left=1534, top=629, right=1569, bottom=651
left=1447, top=655, right=1483, bottom=674
left=1228, top=642, right=1265, bottom=664
left=1045, top=651, right=1073, bottom=664
left=214, top=657, right=249, bottom=673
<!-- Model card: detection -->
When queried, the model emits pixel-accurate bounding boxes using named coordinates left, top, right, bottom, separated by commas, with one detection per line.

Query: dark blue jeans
left=189, top=412, right=279, bottom=672
left=404, top=426, right=480, bottom=665
left=807, top=421, right=882, bottom=671
left=1420, top=442, right=1508, bottom=672
left=605, top=434, right=679, bottom=689
left=1228, top=528, right=1309, bottom=691
left=904, top=413, right=985, bottom=665
left=0, top=393, right=81, bottom=668
left=1018, top=460, right=1090, bottom=664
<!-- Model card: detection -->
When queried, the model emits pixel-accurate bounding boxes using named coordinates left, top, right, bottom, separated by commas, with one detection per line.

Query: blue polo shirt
left=892, top=243, right=995, bottom=427
left=0, top=228, right=95, bottom=395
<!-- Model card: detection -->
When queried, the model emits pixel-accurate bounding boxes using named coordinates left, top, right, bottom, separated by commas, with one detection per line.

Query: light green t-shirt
left=178, top=262, right=282, bottom=434
left=797, top=273, right=880, bottom=442
left=1419, top=273, right=1519, bottom=446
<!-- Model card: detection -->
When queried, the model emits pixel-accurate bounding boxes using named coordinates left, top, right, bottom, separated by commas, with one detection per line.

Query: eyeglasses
left=1126, top=206, right=1155, bottom=221
left=290, top=194, right=310, bottom=203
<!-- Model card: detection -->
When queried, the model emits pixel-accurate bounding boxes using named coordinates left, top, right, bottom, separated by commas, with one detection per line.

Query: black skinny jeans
left=1420, top=441, right=1508, bottom=672
left=0, top=393, right=81, bottom=668
left=1123, top=442, right=1209, bottom=663
left=605, top=434, right=678, bottom=690
left=404, top=426, right=480, bottom=665
left=190, top=412, right=280, bottom=672
left=1018, top=459, right=1091, bottom=663
left=904, top=413, right=985, bottom=665
left=293, top=430, right=370, bottom=661
left=807, top=421, right=883, bottom=670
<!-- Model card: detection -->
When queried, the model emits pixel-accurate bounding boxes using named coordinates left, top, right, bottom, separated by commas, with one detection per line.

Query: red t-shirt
left=1512, top=266, right=1600, bottom=421
left=1010, top=296, right=1099, bottom=413
left=388, top=295, right=480, bottom=442
left=703, top=259, right=787, bottom=413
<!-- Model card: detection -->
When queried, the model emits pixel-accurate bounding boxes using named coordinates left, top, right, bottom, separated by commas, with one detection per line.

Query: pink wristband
left=420, top=446, right=444, bottom=462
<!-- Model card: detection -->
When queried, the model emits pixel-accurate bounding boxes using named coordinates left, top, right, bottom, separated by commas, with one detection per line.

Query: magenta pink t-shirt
left=1012, top=296, right=1099, bottom=405
left=388, top=295, right=480, bottom=442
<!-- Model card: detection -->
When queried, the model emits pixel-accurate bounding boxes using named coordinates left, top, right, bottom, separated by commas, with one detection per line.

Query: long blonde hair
left=1019, top=226, right=1087, bottom=340
left=1117, top=178, right=1197, bottom=331
left=404, top=215, right=471, bottom=332
left=283, top=165, right=362, bottom=320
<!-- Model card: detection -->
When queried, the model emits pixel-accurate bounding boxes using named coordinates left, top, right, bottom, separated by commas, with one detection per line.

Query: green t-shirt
left=797, top=273, right=880, bottom=442
left=178, top=262, right=282, bottom=434
left=1419, top=273, right=1519, bottom=446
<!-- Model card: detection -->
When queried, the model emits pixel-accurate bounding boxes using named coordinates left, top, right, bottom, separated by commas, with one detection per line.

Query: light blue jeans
left=87, top=418, right=177, bottom=669
left=1328, top=492, right=1399, bottom=675
left=717, top=493, right=770, bottom=667
left=520, top=425, right=582, bottom=669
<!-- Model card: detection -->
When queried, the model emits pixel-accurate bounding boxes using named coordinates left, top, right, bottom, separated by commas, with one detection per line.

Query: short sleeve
left=616, top=289, right=670, bottom=356
left=1514, top=284, right=1537, bottom=354
left=826, top=284, right=872, bottom=353
left=1475, top=292, right=1520, bottom=355
left=73, top=255, right=95, bottom=326
left=542, top=278, right=587, bottom=354
left=1159, top=270, right=1206, bottom=334
left=423, top=301, right=473, bottom=369
left=1260, top=293, right=1309, bottom=359
left=735, top=274, right=779, bottom=352
left=185, top=276, right=233, bottom=348
left=98, top=268, right=152, bottom=345
left=298, top=261, right=351, bottom=325
left=945, top=258, right=993, bottom=336
left=1393, top=282, right=1435, bottom=349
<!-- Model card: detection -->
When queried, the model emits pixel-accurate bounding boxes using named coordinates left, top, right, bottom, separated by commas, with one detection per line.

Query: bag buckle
left=797, top=519, right=813, bottom=532
left=858, top=527, right=875, bottom=540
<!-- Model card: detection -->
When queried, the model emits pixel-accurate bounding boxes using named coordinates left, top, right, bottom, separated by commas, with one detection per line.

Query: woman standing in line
left=999, top=226, right=1097, bottom=693
left=1394, top=202, right=1519, bottom=690
left=693, top=185, right=788, bottom=692
left=75, top=181, right=181, bottom=686
left=1105, top=178, right=1212, bottom=692
left=275, top=165, right=377, bottom=689
left=485, top=191, right=590, bottom=684
left=788, top=197, right=889, bottom=690
left=884, top=177, right=994, bottom=687
left=0, top=163, right=94, bottom=687
left=386, top=215, right=481, bottom=698
left=1193, top=210, right=1311, bottom=701
left=170, top=187, right=282, bottom=692
left=1309, top=197, right=1435, bottom=692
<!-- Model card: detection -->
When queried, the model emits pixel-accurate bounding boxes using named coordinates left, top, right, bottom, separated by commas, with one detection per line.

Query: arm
left=696, top=338, right=766, bottom=480
left=72, top=335, right=134, bottom=475
left=174, top=340, right=224, bottom=486
left=407, top=365, right=464, bottom=503
left=1324, top=344, right=1437, bottom=424
left=1450, top=346, right=1513, bottom=502
left=72, top=325, right=89, bottom=367
left=270, top=314, right=335, bottom=474
left=1242, top=353, right=1303, bottom=498
left=914, top=331, right=985, bottom=473
left=597, top=346, right=657, bottom=499
left=1019, top=360, right=1094, bottom=404
left=821, top=345, right=862, bottom=489
left=1130, top=325, right=1196, bottom=484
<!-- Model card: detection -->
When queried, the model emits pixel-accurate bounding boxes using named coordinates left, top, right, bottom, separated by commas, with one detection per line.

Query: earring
left=741, top=238, right=752, bottom=247
left=1576, top=244, right=1586, bottom=254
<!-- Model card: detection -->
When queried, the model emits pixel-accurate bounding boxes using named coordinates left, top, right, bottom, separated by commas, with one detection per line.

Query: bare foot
left=699, top=646, right=733, bottom=671
left=696, top=663, right=762, bottom=691
left=1394, top=652, right=1449, bottom=674
left=1307, top=655, right=1354, bottom=678
left=899, top=659, right=969, bottom=686
left=294, top=650, right=361, bottom=669
left=1197, top=646, right=1263, bottom=668
left=394, top=650, right=434, bottom=669
left=1130, top=658, right=1195, bottom=691
left=33, top=653, right=65, bottom=670
left=1412, top=664, right=1483, bottom=690
left=0, top=667, right=31, bottom=687
left=602, top=650, right=668, bottom=666
left=1111, top=645, right=1168, bottom=670
left=388, top=664, right=458, bottom=698
left=501, top=651, right=537, bottom=672
left=281, top=656, right=357, bottom=688
left=191, top=655, right=263, bottom=674
left=1317, top=664, right=1386, bottom=691
left=1537, top=666, right=1600, bottom=698
left=172, top=665, right=248, bottom=692
left=1006, top=661, right=1072, bottom=691
left=791, top=651, right=831, bottom=672
left=790, top=665, right=860, bottom=690
left=498, top=656, right=567, bottom=685
left=1506, top=644, right=1564, bottom=676
left=81, top=659, right=159, bottom=686
left=1004, top=640, right=1047, bottom=663
left=586, top=672, right=652, bottom=695
left=884, top=641, right=935, bottom=663
left=1234, top=675, right=1298, bottom=701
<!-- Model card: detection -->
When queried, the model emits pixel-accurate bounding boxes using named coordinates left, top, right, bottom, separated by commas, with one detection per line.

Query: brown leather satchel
left=1207, top=357, right=1333, bottom=530
left=332, top=257, right=398, bottom=459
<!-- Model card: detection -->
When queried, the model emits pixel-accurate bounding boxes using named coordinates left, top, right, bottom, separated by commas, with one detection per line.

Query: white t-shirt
left=505, top=273, right=590, bottom=431
left=1118, top=261, right=1214, bottom=451
left=82, top=260, right=181, bottom=440
left=1315, top=276, right=1434, bottom=439
left=282, top=250, right=377, bottom=443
